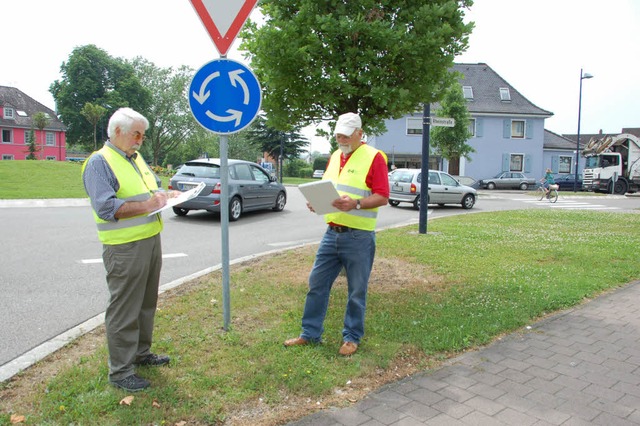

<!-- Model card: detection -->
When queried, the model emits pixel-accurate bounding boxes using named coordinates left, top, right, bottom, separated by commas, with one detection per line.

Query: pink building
left=0, top=86, right=67, bottom=161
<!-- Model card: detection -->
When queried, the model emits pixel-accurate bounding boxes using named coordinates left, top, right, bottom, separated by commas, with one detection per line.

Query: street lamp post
left=574, top=68, right=593, bottom=192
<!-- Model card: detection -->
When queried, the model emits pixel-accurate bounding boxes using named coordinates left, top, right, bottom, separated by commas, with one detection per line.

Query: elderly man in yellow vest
left=285, top=112, right=390, bottom=356
left=82, top=107, right=173, bottom=392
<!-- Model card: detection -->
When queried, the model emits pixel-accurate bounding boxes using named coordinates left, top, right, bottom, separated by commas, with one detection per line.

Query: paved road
left=289, top=280, right=640, bottom=425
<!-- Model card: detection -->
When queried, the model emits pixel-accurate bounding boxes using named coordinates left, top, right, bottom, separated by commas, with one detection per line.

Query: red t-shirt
left=326, top=143, right=390, bottom=198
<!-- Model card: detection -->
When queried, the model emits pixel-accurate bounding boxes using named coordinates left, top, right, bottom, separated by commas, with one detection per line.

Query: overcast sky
left=2, top=0, right=638, bottom=153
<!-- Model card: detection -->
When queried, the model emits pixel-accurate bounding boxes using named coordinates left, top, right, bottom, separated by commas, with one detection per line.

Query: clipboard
left=148, top=182, right=206, bottom=216
left=299, top=180, right=341, bottom=215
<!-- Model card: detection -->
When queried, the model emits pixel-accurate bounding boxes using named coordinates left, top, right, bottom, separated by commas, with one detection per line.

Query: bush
left=299, top=167, right=313, bottom=178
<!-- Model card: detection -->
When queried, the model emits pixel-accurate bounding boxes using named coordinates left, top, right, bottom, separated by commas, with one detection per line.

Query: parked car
left=312, top=170, right=324, bottom=179
left=453, top=175, right=478, bottom=188
left=553, top=174, right=583, bottom=191
left=478, top=172, right=537, bottom=190
left=168, top=158, right=287, bottom=221
left=388, top=168, right=477, bottom=210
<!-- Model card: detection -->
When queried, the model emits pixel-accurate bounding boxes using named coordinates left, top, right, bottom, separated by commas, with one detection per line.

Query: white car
left=312, top=170, right=324, bottom=179
left=388, top=169, right=477, bottom=210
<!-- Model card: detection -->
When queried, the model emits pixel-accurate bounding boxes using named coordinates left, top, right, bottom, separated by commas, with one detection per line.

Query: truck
left=581, top=133, right=640, bottom=194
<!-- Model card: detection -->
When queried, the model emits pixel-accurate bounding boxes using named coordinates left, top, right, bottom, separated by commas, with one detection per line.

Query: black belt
left=329, top=225, right=353, bottom=233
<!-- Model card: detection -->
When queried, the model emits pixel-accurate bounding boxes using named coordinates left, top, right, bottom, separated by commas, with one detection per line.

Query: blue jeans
left=300, top=227, right=376, bottom=344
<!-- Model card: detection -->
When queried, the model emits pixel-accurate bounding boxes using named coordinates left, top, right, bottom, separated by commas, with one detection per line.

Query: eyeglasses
left=131, top=131, right=146, bottom=142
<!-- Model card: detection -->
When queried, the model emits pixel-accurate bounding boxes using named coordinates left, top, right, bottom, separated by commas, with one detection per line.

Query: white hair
left=107, top=107, right=149, bottom=138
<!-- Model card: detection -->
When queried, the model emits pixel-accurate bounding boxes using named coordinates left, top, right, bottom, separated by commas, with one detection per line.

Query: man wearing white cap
left=284, top=112, right=389, bottom=356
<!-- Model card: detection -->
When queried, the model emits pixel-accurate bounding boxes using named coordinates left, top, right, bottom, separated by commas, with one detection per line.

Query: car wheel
left=389, top=200, right=400, bottom=207
left=519, top=183, right=528, bottom=190
left=229, top=197, right=242, bottom=221
left=461, top=194, right=475, bottom=209
left=412, top=196, right=420, bottom=210
left=173, top=207, right=189, bottom=216
left=273, top=191, right=286, bottom=211
left=487, top=182, right=496, bottom=190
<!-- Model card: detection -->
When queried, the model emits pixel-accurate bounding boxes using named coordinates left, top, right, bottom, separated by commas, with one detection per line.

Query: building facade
left=0, top=86, right=67, bottom=161
left=372, top=63, right=564, bottom=182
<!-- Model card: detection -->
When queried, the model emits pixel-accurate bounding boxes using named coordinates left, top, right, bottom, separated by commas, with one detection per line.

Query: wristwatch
left=356, top=199, right=361, bottom=210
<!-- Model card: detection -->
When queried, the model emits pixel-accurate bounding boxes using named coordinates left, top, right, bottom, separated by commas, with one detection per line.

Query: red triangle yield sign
left=189, top=0, right=259, bottom=56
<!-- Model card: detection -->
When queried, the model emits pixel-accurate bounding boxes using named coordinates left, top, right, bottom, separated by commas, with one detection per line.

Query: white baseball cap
left=334, top=112, right=362, bottom=136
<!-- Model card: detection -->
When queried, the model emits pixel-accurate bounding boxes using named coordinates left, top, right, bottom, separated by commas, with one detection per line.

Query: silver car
left=168, top=158, right=287, bottom=221
left=388, top=169, right=477, bottom=210
left=478, top=172, right=536, bottom=190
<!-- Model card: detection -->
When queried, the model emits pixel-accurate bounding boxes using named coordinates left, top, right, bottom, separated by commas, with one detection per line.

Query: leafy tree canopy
left=246, top=115, right=309, bottom=161
left=431, top=79, right=474, bottom=161
left=241, top=0, right=473, bottom=136
left=50, top=44, right=151, bottom=151
left=131, top=58, right=197, bottom=166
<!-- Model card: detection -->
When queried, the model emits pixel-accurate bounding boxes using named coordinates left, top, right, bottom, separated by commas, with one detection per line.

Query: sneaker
left=110, top=374, right=150, bottom=392
left=134, top=353, right=171, bottom=367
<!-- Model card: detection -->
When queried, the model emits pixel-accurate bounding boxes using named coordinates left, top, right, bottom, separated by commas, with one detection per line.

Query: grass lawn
left=1, top=209, right=640, bottom=425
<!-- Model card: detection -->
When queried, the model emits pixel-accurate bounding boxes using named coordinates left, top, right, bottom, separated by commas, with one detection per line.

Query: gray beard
left=339, top=145, right=352, bottom=155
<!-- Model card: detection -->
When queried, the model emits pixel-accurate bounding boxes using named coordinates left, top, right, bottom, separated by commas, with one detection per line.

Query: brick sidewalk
left=289, top=281, right=640, bottom=425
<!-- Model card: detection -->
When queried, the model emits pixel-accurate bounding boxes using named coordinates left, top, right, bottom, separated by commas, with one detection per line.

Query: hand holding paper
left=299, top=180, right=341, bottom=215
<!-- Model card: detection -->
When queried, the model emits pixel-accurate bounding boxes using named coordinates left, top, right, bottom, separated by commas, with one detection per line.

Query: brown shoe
left=284, top=337, right=309, bottom=347
left=338, top=341, right=358, bottom=356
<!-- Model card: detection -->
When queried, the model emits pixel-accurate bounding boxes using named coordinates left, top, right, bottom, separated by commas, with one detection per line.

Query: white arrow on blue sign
left=189, top=58, right=262, bottom=135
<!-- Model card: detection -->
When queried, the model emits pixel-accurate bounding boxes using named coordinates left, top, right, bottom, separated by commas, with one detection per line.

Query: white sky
left=2, top=0, right=639, bottom=154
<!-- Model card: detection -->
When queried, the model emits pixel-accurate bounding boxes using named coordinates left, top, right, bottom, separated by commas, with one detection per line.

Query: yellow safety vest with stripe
left=83, top=146, right=163, bottom=245
left=323, top=144, right=380, bottom=231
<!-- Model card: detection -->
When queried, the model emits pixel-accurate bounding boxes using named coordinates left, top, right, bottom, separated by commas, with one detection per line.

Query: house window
left=25, top=131, right=32, bottom=144
left=2, top=154, right=14, bottom=160
left=2, top=129, right=13, bottom=143
left=499, top=88, right=511, bottom=101
left=511, top=120, right=525, bottom=138
left=406, top=117, right=422, bottom=135
left=468, top=119, right=476, bottom=137
left=462, top=86, right=473, bottom=100
left=510, top=154, right=524, bottom=172
left=3, top=108, right=14, bottom=119
left=559, top=156, right=572, bottom=174
left=46, top=132, right=55, bottom=146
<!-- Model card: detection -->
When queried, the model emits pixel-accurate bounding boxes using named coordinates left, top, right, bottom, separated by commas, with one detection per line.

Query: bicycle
left=537, top=184, right=559, bottom=203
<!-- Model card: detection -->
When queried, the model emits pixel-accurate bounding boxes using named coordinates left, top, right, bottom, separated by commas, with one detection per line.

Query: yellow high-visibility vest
left=323, top=144, right=379, bottom=231
left=83, top=146, right=162, bottom=245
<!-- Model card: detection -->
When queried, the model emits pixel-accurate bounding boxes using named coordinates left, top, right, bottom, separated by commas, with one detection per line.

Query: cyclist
left=540, top=168, right=555, bottom=197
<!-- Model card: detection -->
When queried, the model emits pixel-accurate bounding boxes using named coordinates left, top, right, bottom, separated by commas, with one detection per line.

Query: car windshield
left=390, top=171, right=416, bottom=183
left=177, top=163, right=220, bottom=179
left=493, top=172, right=504, bottom=178
left=584, top=157, right=599, bottom=168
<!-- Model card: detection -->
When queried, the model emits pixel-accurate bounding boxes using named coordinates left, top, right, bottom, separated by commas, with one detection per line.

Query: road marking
left=523, top=199, right=620, bottom=210
left=268, top=239, right=318, bottom=247
left=81, top=253, right=188, bottom=264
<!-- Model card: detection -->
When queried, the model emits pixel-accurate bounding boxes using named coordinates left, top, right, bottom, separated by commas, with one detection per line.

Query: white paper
left=299, top=180, right=341, bottom=215
left=148, top=182, right=206, bottom=216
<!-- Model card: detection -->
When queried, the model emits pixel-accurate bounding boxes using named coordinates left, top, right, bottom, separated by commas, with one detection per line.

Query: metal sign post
left=188, top=1, right=261, bottom=330
left=419, top=104, right=431, bottom=234
left=188, top=57, right=261, bottom=331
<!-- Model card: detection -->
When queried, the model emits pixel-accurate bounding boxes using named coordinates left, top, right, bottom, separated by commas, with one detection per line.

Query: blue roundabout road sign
left=189, top=58, right=262, bottom=134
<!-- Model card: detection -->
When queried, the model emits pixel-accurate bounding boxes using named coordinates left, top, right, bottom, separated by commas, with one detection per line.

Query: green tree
left=32, top=112, right=50, bottom=159
left=246, top=115, right=309, bottom=178
left=131, top=58, right=196, bottom=166
left=430, top=81, right=474, bottom=162
left=241, top=0, right=473, bottom=135
left=50, top=44, right=151, bottom=150
left=80, top=103, right=107, bottom=151
left=24, top=129, right=38, bottom=160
